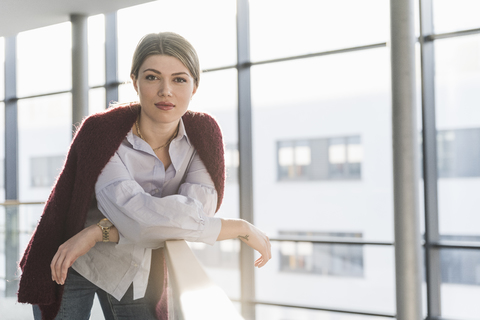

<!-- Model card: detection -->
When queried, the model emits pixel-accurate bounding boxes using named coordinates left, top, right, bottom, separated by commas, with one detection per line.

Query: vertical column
left=71, top=14, right=89, bottom=127
left=105, top=12, right=118, bottom=108
left=4, top=36, right=19, bottom=297
left=419, top=0, right=442, bottom=317
left=4, top=205, right=19, bottom=297
left=390, top=1, right=423, bottom=319
left=237, top=0, right=255, bottom=319
left=5, top=38, right=18, bottom=200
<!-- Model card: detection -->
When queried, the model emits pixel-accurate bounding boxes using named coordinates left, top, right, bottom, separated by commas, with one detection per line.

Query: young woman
left=18, top=32, right=271, bottom=320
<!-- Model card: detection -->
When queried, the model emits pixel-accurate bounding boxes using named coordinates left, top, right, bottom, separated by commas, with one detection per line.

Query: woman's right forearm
left=216, top=218, right=272, bottom=268
left=216, top=218, right=248, bottom=241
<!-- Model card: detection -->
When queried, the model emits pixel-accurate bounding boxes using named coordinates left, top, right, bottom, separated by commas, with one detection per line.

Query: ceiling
left=0, top=0, right=155, bottom=37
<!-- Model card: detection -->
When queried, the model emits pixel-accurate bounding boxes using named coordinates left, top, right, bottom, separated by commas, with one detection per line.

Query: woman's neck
left=134, top=114, right=180, bottom=150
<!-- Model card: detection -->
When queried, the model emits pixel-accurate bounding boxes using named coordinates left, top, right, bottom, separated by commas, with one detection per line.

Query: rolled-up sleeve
left=95, top=152, right=222, bottom=249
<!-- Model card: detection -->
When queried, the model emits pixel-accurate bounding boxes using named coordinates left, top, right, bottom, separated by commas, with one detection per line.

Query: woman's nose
left=157, top=82, right=172, bottom=97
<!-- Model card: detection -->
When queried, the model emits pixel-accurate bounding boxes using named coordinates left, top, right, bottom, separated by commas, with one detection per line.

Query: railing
left=0, top=200, right=45, bottom=206
left=5, top=201, right=479, bottom=319
left=0, top=202, right=242, bottom=319
left=165, top=240, right=244, bottom=320
left=264, top=236, right=480, bottom=320
left=0, top=201, right=46, bottom=298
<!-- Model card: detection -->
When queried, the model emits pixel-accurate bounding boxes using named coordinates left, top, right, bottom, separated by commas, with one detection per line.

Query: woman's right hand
left=217, top=219, right=272, bottom=268
left=239, top=221, right=272, bottom=268
left=50, top=224, right=119, bottom=285
left=50, top=225, right=101, bottom=285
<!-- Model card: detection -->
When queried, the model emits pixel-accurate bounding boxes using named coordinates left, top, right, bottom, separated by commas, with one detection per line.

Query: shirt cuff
left=198, top=216, right=222, bottom=245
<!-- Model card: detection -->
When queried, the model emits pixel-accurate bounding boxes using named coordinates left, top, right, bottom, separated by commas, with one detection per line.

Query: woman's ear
left=131, top=74, right=138, bottom=93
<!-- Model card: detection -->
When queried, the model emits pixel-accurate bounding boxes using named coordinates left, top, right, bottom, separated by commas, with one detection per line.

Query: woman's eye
left=174, top=77, right=187, bottom=83
left=146, top=75, right=157, bottom=80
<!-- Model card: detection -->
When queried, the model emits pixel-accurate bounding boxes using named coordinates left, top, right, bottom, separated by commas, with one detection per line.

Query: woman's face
left=132, top=54, right=197, bottom=125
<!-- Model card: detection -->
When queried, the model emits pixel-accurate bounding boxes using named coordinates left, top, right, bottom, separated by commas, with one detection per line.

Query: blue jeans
left=33, top=269, right=158, bottom=320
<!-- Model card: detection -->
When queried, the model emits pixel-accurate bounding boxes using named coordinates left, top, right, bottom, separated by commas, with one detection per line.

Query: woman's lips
left=155, top=102, right=175, bottom=111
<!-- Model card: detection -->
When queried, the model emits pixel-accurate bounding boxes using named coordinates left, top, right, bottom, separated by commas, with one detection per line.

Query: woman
left=18, top=32, right=271, bottom=320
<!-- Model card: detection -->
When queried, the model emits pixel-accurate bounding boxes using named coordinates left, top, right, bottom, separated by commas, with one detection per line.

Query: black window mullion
left=4, top=36, right=18, bottom=200
left=236, top=0, right=256, bottom=319
left=4, top=35, right=19, bottom=298
left=105, top=12, right=118, bottom=108
left=419, top=0, right=442, bottom=318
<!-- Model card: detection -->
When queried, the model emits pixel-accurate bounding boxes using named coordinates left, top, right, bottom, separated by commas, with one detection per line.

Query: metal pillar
left=237, top=0, right=255, bottom=319
left=4, top=36, right=20, bottom=297
left=4, top=37, right=18, bottom=200
left=105, top=12, right=118, bottom=108
left=71, top=14, right=89, bottom=127
left=419, top=0, right=442, bottom=318
left=390, top=1, right=423, bottom=319
left=5, top=206, right=19, bottom=297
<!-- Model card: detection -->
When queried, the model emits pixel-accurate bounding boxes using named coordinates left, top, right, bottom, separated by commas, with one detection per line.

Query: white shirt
left=72, top=119, right=222, bottom=300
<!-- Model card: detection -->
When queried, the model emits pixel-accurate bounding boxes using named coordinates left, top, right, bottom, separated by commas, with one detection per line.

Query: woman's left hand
left=50, top=225, right=101, bottom=285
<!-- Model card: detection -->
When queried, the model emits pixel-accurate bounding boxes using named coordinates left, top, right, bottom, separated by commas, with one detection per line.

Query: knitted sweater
left=17, top=103, right=225, bottom=319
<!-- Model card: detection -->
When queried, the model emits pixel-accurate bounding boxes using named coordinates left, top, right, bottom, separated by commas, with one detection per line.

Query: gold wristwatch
left=97, top=218, right=113, bottom=242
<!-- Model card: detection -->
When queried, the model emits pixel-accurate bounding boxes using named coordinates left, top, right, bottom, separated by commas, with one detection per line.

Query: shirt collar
left=125, top=117, right=191, bottom=148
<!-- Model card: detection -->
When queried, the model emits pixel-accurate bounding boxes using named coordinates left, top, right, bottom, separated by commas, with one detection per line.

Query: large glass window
left=117, top=0, right=236, bottom=83
left=278, top=232, right=364, bottom=277
left=440, top=236, right=480, bottom=286
left=252, top=46, right=393, bottom=314
left=30, top=156, right=65, bottom=188
left=88, top=14, right=106, bottom=88
left=89, top=87, right=106, bottom=115
left=16, top=22, right=72, bottom=97
left=433, top=0, right=480, bottom=33
left=18, top=93, right=72, bottom=202
left=249, top=0, right=389, bottom=62
left=437, top=128, right=480, bottom=178
left=277, top=136, right=363, bottom=181
left=2, top=1, right=480, bottom=319
left=433, top=31, right=480, bottom=320
left=435, top=34, right=480, bottom=239
left=257, top=243, right=395, bottom=316
left=440, top=247, right=480, bottom=319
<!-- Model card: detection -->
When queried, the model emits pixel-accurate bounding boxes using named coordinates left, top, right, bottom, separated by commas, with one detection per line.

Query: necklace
left=135, top=116, right=179, bottom=152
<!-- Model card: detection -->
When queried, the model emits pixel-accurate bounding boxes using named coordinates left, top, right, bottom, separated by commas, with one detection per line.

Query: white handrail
left=165, top=240, right=244, bottom=320
left=0, top=201, right=45, bottom=206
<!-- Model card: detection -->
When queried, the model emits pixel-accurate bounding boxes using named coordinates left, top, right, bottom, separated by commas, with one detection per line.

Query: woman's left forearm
left=51, top=224, right=119, bottom=285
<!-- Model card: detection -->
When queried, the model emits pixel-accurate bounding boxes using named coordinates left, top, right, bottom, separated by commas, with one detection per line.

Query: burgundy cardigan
left=17, top=104, right=225, bottom=319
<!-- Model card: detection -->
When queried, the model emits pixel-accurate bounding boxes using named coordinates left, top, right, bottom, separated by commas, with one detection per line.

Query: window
left=437, top=128, right=480, bottom=178
left=441, top=235, right=480, bottom=285
left=329, top=136, right=362, bottom=179
left=17, top=22, right=71, bottom=97
left=18, top=93, right=72, bottom=200
left=279, top=231, right=364, bottom=278
left=225, top=143, right=239, bottom=184
left=277, top=136, right=362, bottom=181
left=277, top=140, right=312, bottom=180
left=30, top=156, right=65, bottom=188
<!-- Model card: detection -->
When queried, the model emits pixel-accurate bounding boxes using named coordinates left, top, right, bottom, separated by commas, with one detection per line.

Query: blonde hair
left=130, top=32, right=200, bottom=88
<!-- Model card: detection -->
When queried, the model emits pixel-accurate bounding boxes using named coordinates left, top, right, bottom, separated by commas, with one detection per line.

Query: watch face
left=99, top=219, right=113, bottom=228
